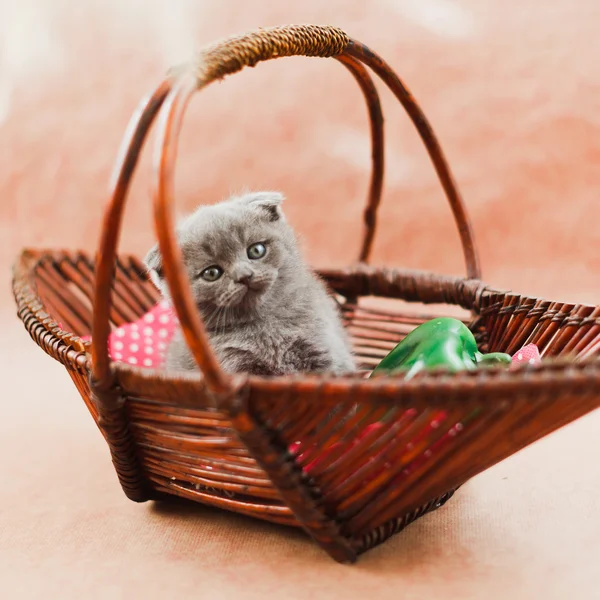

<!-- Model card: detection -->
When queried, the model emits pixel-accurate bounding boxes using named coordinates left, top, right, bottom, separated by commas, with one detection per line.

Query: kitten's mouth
left=238, top=285, right=267, bottom=307
left=223, top=283, right=269, bottom=309
left=246, top=281, right=266, bottom=293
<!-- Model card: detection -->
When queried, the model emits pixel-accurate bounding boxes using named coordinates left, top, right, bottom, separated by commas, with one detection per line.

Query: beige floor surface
left=1, top=1, right=599, bottom=598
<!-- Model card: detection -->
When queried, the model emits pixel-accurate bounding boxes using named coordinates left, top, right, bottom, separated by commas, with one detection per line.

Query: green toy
left=371, top=317, right=511, bottom=379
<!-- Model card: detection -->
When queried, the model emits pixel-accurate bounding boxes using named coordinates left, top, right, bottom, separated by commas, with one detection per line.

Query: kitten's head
left=144, top=192, right=300, bottom=314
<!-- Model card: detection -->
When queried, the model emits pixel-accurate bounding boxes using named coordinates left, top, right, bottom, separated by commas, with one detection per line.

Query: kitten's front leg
left=165, top=331, right=277, bottom=376
left=284, top=337, right=333, bottom=373
left=219, top=347, right=281, bottom=376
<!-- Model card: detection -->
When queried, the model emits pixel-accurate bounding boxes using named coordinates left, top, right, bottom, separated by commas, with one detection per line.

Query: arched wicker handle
left=92, top=24, right=480, bottom=396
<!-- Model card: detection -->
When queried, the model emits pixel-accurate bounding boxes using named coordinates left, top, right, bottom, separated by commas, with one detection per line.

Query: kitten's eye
left=200, top=266, right=223, bottom=282
left=247, top=242, right=267, bottom=260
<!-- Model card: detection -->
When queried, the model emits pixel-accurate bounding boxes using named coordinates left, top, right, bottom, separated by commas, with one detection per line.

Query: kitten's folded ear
left=144, top=244, right=164, bottom=289
left=243, top=191, right=285, bottom=222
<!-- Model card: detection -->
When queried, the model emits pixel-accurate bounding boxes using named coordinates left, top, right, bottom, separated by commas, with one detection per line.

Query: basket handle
left=165, top=25, right=479, bottom=272
left=345, top=39, right=479, bottom=271
left=91, top=26, right=382, bottom=394
left=91, top=80, right=171, bottom=390
left=92, top=25, right=480, bottom=394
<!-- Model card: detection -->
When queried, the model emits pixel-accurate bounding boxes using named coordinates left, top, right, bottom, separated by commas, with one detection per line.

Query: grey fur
left=144, top=192, right=355, bottom=376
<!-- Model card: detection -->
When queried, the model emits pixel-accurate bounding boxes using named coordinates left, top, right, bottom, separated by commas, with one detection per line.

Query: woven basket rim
left=13, top=247, right=600, bottom=399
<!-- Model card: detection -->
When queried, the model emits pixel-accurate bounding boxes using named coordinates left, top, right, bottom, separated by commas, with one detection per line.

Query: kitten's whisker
left=216, top=308, right=223, bottom=335
left=203, top=308, right=216, bottom=331
left=213, top=308, right=222, bottom=331
left=218, top=306, right=227, bottom=336
left=205, top=306, right=224, bottom=333
left=220, top=307, right=229, bottom=336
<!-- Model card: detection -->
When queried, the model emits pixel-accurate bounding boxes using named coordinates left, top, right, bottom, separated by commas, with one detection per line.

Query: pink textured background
left=1, top=1, right=599, bottom=598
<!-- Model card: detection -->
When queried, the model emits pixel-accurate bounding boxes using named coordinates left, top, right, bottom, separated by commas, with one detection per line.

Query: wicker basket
left=12, top=25, right=600, bottom=564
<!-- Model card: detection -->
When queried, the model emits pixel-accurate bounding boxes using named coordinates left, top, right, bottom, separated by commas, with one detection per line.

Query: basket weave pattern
left=12, top=26, right=600, bottom=563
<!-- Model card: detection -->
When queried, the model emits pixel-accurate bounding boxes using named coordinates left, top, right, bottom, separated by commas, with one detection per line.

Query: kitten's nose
left=235, top=272, right=254, bottom=286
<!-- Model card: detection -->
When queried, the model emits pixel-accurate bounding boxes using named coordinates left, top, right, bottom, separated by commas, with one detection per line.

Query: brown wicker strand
left=91, top=80, right=171, bottom=391
left=229, top=392, right=357, bottom=564
left=189, top=25, right=350, bottom=83
left=94, top=388, right=152, bottom=502
left=345, top=40, right=481, bottom=280
left=320, top=264, right=489, bottom=309
left=153, top=75, right=234, bottom=397
left=334, top=55, right=385, bottom=263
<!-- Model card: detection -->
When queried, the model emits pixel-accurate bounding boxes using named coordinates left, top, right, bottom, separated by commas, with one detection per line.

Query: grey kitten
left=144, top=192, right=355, bottom=376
